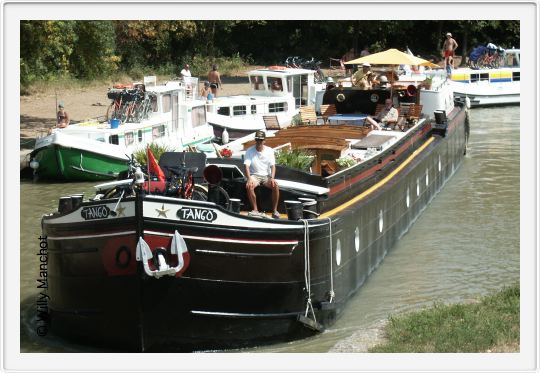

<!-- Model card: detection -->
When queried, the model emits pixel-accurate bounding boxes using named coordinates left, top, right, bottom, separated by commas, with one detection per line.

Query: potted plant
left=422, top=76, right=433, bottom=90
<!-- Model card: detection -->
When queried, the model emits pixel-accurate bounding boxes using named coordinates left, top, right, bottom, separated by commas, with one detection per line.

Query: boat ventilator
left=136, top=230, right=188, bottom=279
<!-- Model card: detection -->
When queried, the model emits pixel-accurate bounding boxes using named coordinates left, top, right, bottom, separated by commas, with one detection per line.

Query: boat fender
left=115, top=246, right=132, bottom=268
left=268, top=65, right=286, bottom=70
left=297, top=314, right=324, bottom=332
left=222, top=128, right=229, bottom=144
left=151, top=247, right=169, bottom=270
left=465, top=96, right=471, bottom=109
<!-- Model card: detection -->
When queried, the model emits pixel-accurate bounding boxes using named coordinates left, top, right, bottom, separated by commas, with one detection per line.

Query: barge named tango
left=42, top=74, right=469, bottom=351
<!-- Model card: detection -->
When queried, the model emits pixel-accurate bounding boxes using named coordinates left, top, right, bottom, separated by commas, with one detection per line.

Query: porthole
left=416, top=178, right=420, bottom=197
left=425, top=168, right=429, bottom=186
left=335, top=239, right=342, bottom=266
left=379, top=210, right=384, bottom=233
left=354, top=227, right=360, bottom=252
left=406, top=187, right=410, bottom=208
left=438, top=155, right=441, bottom=172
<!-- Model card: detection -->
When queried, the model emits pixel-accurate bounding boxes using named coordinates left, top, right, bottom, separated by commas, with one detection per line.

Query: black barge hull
left=43, top=106, right=468, bottom=351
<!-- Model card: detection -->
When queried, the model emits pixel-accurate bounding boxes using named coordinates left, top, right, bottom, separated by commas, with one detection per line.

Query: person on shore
left=442, top=32, right=458, bottom=70
left=341, top=48, right=356, bottom=75
left=360, top=45, right=370, bottom=57
left=352, top=63, right=374, bottom=89
left=200, top=81, right=211, bottom=99
left=180, top=64, right=191, bottom=79
left=208, top=64, right=223, bottom=97
left=56, top=103, right=70, bottom=128
left=244, top=130, right=280, bottom=219
left=365, top=98, right=398, bottom=130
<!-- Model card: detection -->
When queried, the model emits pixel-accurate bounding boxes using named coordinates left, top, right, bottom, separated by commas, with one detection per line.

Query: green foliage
left=20, top=20, right=520, bottom=86
left=275, top=148, right=314, bottom=172
left=290, top=114, right=303, bottom=126
left=336, top=156, right=357, bottom=169
left=369, top=284, right=520, bottom=353
left=132, top=143, right=176, bottom=166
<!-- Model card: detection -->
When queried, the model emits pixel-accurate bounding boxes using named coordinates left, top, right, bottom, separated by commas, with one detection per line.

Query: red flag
left=147, top=146, right=166, bottom=181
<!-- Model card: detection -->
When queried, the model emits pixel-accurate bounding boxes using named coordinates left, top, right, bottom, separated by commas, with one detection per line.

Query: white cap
left=362, top=62, right=371, bottom=67
left=379, top=75, right=388, bottom=82
left=446, top=32, right=452, bottom=37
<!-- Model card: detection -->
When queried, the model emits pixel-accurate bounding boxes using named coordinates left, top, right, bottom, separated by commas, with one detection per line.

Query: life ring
left=115, top=246, right=131, bottom=269
left=406, top=85, right=417, bottom=97
left=268, top=65, right=286, bottom=70
left=336, top=93, right=346, bottom=102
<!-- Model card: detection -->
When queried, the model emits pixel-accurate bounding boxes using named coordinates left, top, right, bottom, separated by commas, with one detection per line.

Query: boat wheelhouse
left=30, top=76, right=213, bottom=181
left=41, top=75, right=468, bottom=351
left=206, top=67, right=325, bottom=142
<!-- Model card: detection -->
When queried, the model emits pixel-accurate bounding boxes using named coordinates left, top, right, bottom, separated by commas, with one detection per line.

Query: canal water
left=19, top=106, right=520, bottom=353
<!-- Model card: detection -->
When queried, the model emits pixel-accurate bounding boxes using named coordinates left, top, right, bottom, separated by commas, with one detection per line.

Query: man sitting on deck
left=244, top=131, right=280, bottom=219
left=365, top=99, right=398, bottom=130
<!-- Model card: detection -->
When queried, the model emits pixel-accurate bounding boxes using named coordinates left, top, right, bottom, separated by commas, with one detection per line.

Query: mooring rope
left=326, top=217, right=335, bottom=303
left=302, top=219, right=316, bottom=322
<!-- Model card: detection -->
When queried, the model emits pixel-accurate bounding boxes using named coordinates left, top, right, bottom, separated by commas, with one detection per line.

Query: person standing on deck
left=244, top=130, right=280, bottom=219
left=208, top=64, right=223, bottom=97
left=442, top=32, right=458, bottom=70
left=180, top=64, right=191, bottom=79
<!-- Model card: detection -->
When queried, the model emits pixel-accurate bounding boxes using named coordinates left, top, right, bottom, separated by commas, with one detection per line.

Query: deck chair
left=319, top=104, right=337, bottom=125
left=398, top=104, right=423, bottom=130
left=299, top=106, right=321, bottom=125
left=263, top=115, right=281, bottom=130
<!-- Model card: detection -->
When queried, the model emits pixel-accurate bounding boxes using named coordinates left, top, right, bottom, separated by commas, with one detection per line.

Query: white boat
left=449, top=48, right=520, bottom=107
left=29, top=76, right=214, bottom=181
left=205, top=67, right=326, bottom=143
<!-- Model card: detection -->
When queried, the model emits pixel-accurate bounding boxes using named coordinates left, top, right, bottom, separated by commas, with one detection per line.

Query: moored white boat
left=449, top=48, right=520, bottom=107
left=29, top=76, right=214, bottom=181
left=205, top=67, right=326, bottom=143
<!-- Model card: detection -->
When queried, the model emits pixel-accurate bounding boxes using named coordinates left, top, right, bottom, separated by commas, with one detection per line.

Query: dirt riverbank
left=19, top=76, right=252, bottom=149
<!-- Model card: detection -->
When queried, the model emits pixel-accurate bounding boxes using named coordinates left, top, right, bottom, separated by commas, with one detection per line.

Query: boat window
left=151, top=95, right=158, bottom=112
left=233, top=105, right=247, bottom=116
left=250, top=76, right=264, bottom=91
left=286, top=76, right=293, bottom=93
left=291, top=74, right=309, bottom=107
left=470, top=73, right=489, bottom=83
left=217, top=107, right=230, bottom=116
left=109, top=134, right=119, bottom=145
left=125, top=132, right=134, bottom=146
left=268, top=77, right=283, bottom=92
left=138, top=130, right=143, bottom=142
left=162, top=94, right=172, bottom=113
left=269, top=102, right=288, bottom=113
left=191, top=105, right=206, bottom=128
left=152, top=125, right=165, bottom=139
left=251, top=104, right=257, bottom=114
left=512, top=71, right=520, bottom=81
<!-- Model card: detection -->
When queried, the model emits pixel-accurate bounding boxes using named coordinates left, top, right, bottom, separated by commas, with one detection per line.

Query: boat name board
left=81, top=205, right=111, bottom=220
left=176, top=206, right=217, bottom=222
